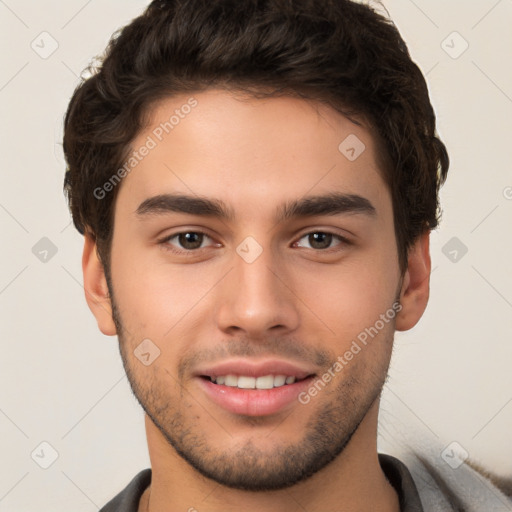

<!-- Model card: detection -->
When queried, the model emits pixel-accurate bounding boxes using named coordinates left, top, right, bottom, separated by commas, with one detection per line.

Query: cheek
left=292, top=256, right=398, bottom=332
left=110, top=246, right=218, bottom=336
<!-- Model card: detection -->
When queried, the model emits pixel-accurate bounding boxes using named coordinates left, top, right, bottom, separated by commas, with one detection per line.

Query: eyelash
left=157, top=230, right=351, bottom=255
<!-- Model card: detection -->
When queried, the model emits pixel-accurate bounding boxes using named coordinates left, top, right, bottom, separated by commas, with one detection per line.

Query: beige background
left=0, top=0, right=511, bottom=510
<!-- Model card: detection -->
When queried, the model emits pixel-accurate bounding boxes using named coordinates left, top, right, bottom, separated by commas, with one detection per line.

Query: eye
left=293, top=231, right=350, bottom=251
left=159, top=231, right=217, bottom=253
left=158, top=230, right=351, bottom=255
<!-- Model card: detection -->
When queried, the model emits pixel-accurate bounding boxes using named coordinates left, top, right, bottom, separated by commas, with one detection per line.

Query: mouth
left=202, top=374, right=312, bottom=389
left=194, top=359, right=317, bottom=416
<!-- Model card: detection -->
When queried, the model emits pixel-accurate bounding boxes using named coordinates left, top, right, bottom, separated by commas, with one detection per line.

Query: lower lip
left=197, top=376, right=315, bottom=416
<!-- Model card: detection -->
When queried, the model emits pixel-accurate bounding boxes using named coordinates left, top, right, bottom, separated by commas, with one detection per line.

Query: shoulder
left=381, top=450, right=512, bottom=512
left=99, top=468, right=152, bottom=512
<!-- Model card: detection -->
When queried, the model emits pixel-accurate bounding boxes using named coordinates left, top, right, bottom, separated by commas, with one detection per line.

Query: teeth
left=255, top=375, right=274, bottom=389
left=211, top=374, right=299, bottom=389
left=224, top=375, right=238, bottom=387
left=238, top=376, right=256, bottom=389
left=273, top=375, right=286, bottom=387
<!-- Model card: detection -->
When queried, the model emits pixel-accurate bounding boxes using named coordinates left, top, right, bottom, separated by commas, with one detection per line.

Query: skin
left=83, top=89, right=431, bottom=512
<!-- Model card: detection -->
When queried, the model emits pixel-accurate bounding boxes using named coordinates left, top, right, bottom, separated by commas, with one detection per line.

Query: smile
left=208, top=374, right=302, bottom=389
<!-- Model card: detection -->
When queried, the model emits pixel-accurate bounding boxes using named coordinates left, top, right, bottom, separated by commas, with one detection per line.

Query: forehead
left=115, top=88, right=391, bottom=224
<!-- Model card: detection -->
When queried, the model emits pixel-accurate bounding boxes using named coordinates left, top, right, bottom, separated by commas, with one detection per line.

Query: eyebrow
left=135, top=192, right=376, bottom=223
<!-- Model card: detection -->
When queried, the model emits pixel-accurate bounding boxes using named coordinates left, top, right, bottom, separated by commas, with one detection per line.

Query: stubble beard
left=107, top=276, right=392, bottom=491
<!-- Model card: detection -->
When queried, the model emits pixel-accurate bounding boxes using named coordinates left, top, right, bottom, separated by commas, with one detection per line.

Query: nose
left=214, top=243, right=300, bottom=338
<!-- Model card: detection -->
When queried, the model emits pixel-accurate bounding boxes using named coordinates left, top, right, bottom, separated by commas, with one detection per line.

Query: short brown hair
left=63, top=0, right=449, bottom=274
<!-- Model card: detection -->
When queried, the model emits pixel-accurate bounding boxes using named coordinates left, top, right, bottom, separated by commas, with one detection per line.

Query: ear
left=395, top=231, right=431, bottom=331
left=82, top=233, right=117, bottom=336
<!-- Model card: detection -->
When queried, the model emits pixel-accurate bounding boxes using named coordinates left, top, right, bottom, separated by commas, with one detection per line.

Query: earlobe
left=395, top=231, right=431, bottom=332
left=82, top=234, right=117, bottom=336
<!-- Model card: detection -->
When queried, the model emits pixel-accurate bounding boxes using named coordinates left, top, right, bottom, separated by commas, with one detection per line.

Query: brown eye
left=176, top=232, right=205, bottom=250
left=160, top=231, right=214, bottom=253
left=295, top=231, right=349, bottom=251
left=307, top=232, right=333, bottom=249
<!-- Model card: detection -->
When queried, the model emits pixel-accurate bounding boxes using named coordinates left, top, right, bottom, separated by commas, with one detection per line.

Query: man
left=62, top=0, right=510, bottom=510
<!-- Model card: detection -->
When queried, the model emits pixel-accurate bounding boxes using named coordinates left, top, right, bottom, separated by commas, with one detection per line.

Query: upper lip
left=195, top=358, right=316, bottom=380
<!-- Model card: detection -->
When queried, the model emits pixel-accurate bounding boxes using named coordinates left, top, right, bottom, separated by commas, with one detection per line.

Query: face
left=85, top=89, right=426, bottom=491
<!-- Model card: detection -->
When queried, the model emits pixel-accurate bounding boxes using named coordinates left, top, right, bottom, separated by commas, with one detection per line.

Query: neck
left=142, top=402, right=400, bottom=512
